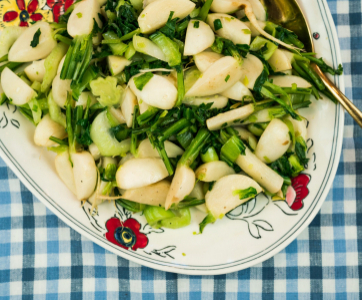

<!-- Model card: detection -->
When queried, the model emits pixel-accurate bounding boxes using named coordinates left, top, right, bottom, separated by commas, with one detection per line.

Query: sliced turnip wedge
left=121, top=88, right=138, bottom=128
left=207, top=13, right=252, bottom=45
left=0, top=26, right=26, bottom=58
left=221, top=81, right=253, bottom=101
left=133, top=35, right=167, bottom=61
left=71, top=151, right=98, bottom=200
left=236, top=147, right=284, bottom=194
left=67, top=0, right=102, bottom=37
left=206, top=103, right=255, bottom=131
left=269, top=75, right=312, bottom=88
left=24, top=59, right=46, bottom=82
left=183, top=95, right=228, bottom=109
left=194, top=51, right=223, bottom=73
left=1, top=67, right=36, bottom=105
left=195, top=161, right=235, bottom=182
left=138, top=0, right=195, bottom=34
left=233, top=126, right=258, bottom=151
left=8, top=22, right=57, bottom=62
left=129, top=73, right=177, bottom=109
left=90, top=111, right=131, bottom=157
left=138, top=139, right=184, bottom=158
left=121, top=180, right=171, bottom=207
left=108, top=55, right=132, bottom=76
left=268, top=49, right=292, bottom=72
left=200, top=174, right=262, bottom=232
left=189, top=182, right=208, bottom=213
left=186, top=56, right=243, bottom=97
left=184, top=20, right=215, bottom=56
left=284, top=115, right=308, bottom=141
left=51, top=74, right=72, bottom=107
left=116, top=158, right=169, bottom=189
left=89, top=143, right=101, bottom=161
left=34, top=114, right=67, bottom=147
left=54, top=148, right=77, bottom=195
left=76, top=92, right=97, bottom=109
left=165, top=128, right=210, bottom=210
left=247, top=0, right=267, bottom=21
left=210, top=0, right=243, bottom=13
left=240, top=53, right=264, bottom=90
left=108, top=106, right=126, bottom=125
left=255, top=118, right=291, bottom=163
left=244, top=21, right=266, bottom=37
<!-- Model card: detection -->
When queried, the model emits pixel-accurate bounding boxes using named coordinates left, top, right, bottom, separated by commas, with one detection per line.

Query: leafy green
left=199, top=213, right=216, bottom=233
left=149, top=32, right=181, bottom=67
left=133, top=72, right=154, bottom=91
left=116, top=1, right=139, bottom=37
left=30, top=29, right=41, bottom=48
left=220, top=135, right=246, bottom=166
left=194, top=21, right=200, bottom=28
left=295, top=136, right=309, bottom=165
left=159, top=11, right=178, bottom=38
left=214, top=19, right=223, bottom=30
left=233, top=187, right=258, bottom=200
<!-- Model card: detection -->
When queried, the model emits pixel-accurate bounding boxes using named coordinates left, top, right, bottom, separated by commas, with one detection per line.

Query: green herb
left=233, top=187, right=258, bottom=200
left=76, top=12, right=82, bottom=18
left=214, top=19, right=223, bottom=31
left=193, top=21, right=200, bottom=28
left=133, top=72, right=154, bottom=91
left=225, top=74, right=230, bottom=82
left=242, top=29, right=251, bottom=34
left=30, top=29, right=41, bottom=48
left=199, top=213, right=216, bottom=233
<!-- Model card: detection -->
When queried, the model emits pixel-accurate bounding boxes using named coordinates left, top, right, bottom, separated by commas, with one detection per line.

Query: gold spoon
left=261, top=0, right=362, bottom=127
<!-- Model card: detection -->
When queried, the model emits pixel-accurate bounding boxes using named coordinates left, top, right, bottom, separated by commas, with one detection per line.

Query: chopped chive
left=194, top=21, right=200, bottom=28
left=225, top=75, right=230, bottom=82
left=30, top=29, right=41, bottom=48
left=214, top=19, right=223, bottom=31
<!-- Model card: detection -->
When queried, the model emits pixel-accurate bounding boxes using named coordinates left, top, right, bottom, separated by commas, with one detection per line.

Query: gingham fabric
left=1, top=0, right=362, bottom=298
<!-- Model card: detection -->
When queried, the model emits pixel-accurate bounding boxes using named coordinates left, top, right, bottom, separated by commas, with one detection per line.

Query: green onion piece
left=177, top=128, right=193, bottom=149
left=137, top=106, right=159, bottom=125
left=199, top=213, right=216, bottom=233
left=120, top=28, right=141, bottom=41
left=158, top=118, right=190, bottom=143
left=220, top=135, right=246, bottom=166
left=49, top=136, right=68, bottom=145
left=232, top=187, right=258, bottom=200
left=297, top=61, right=325, bottom=91
left=170, top=197, right=205, bottom=210
left=30, top=29, right=41, bottom=48
left=130, top=105, right=139, bottom=157
left=133, top=72, right=153, bottom=91
left=116, top=199, right=146, bottom=213
left=201, top=147, right=219, bottom=163
left=194, top=21, right=200, bottom=28
left=198, top=0, right=213, bottom=22
left=214, top=19, right=223, bottom=30
left=175, top=65, right=185, bottom=106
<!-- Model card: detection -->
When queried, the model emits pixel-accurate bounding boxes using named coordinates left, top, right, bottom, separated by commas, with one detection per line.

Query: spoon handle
left=312, top=64, right=362, bottom=127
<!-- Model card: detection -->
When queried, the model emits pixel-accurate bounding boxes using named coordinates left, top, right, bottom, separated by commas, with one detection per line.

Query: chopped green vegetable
left=133, top=72, right=153, bottom=91
left=90, top=77, right=123, bottom=107
left=233, top=187, right=258, bottom=200
left=30, top=29, right=41, bottom=48
left=214, top=19, right=223, bottom=31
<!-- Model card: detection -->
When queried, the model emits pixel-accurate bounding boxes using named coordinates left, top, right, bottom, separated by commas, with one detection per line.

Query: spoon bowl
left=261, top=0, right=362, bottom=127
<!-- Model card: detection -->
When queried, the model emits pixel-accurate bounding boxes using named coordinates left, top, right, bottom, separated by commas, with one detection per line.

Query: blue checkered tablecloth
left=1, top=0, right=362, bottom=298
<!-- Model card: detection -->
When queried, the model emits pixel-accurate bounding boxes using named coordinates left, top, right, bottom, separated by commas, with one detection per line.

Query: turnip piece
left=233, top=126, right=258, bottom=150
left=269, top=75, right=312, bottom=88
left=55, top=149, right=76, bottom=195
left=8, top=22, right=56, bottom=62
left=244, top=21, right=266, bottom=37
left=255, top=119, right=291, bottom=163
left=184, top=20, right=215, bottom=56
left=67, top=0, right=102, bottom=37
left=34, top=114, right=67, bottom=147
left=186, top=56, right=243, bottom=97
left=195, top=161, right=235, bottom=182
left=284, top=115, right=308, bottom=141
left=76, top=92, right=97, bottom=109
left=1, top=67, right=36, bottom=105
left=129, top=74, right=177, bottom=109
left=138, top=139, right=184, bottom=158
left=165, top=165, right=195, bottom=210
left=89, top=143, right=101, bottom=161
left=138, top=0, right=195, bottom=34
left=88, top=181, right=108, bottom=207
left=90, top=111, right=131, bottom=156
left=189, top=181, right=207, bottom=213
left=221, top=81, right=253, bottom=101
left=205, top=174, right=262, bottom=218
left=247, top=0, right=267, bottom=21
left=210, top=0, right=243, bottom=13
left=194, top=51, right=223, bottom=73
left=41, top=43, right=69, bottom=93
left=239, top=53, right=264, bottom=89
left=116, top=158, right=169, bottom=189
left=206, top=103, right=255, bottom=131
left=48, top=91, right=66, bottom=128
left=121, top=88, right=137, bottom=127
left=122, top=180, right=171, bottom=207
left=207, top=13, right=251, bottom=45
left=183, top=95, right=228, bottom=109
left=236, top=147, right=284, bottom=194
left=119, top=153, right=134, bottom=166
left=108, top=55, right=132, bottom=75
left=24, top=59, right=46, bottom=82
left=268, top=49, right=292, bottom=72
left=71, top=151, right=97, bottom=200
left=133, top=35, right=167, bottom=61
left=51, top=73, right=72, bottom=107
left=184, top=67, right=202, bottom=92
left=138, top=100, right=150, bottom=114
left=108, top=106, right=126, bottom=125
left=0, top=27, right=26, bottom=58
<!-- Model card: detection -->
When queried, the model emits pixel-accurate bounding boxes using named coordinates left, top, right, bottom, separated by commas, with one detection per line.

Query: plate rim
left=0, top=0, right=345, bottom=275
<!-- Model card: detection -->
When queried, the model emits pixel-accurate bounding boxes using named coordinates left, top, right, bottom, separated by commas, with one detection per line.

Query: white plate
left=0, top=0, right=344, bottom=275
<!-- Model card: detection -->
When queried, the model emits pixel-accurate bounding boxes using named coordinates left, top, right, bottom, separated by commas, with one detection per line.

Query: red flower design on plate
left=3, top=0, right=43, bottom=27
left=47, top=0, right=74, bottom=23
left=105, top=217, right=148, bottom=250
left=286, top=174, right=310, bottom=211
